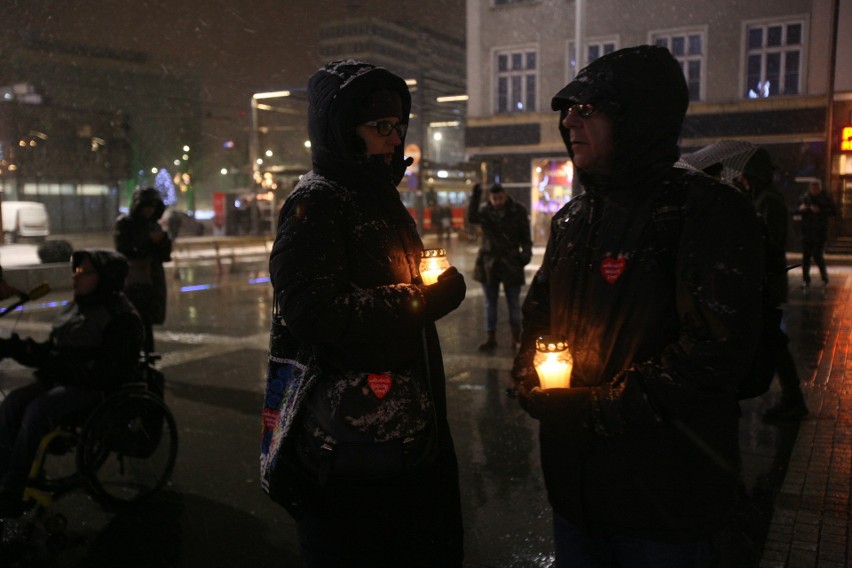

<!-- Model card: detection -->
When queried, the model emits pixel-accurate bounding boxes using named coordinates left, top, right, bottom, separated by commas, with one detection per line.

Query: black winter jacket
left=798, top=188, right=836, bottom=243
left=468, top=189, right=532, bottom=287
left=517, top=46, right=765, bottom=541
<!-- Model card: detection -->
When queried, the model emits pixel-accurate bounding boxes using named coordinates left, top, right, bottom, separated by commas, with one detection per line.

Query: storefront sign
left=841, top=126, right=852, bottom=152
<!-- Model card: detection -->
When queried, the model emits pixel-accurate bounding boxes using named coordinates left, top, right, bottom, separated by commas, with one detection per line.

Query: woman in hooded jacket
left=115, top=186, right=172, bottom=353
left=0, top=249, right=144, bottom=517
left=261, top=60, right=466, bottom=566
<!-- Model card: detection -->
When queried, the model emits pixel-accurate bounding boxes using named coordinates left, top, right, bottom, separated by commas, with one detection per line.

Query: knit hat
left=354, top=89, right=403, bottom=124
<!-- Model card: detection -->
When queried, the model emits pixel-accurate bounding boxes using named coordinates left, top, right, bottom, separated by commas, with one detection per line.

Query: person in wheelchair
left=0, top=249, right=144, bottom=518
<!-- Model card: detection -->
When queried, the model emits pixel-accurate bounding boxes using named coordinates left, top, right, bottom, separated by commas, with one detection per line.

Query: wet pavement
left=0, top=232, right=848, bottom=567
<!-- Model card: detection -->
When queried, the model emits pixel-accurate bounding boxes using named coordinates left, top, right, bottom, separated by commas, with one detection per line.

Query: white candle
left=536, top=352, right=573, bottom=389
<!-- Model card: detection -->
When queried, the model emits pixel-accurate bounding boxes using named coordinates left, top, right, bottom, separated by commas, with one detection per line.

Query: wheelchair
left=20, top=352, right=178, bottom=518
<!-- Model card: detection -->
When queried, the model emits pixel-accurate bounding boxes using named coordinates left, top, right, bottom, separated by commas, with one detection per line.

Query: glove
left=420, top=266, right=466, bottom=321
left=392, top=155, right=414, bottom=185
left=472, top=183, right=482, bottom=198
left=520, top=250, right=532, bottom=266
left=516, top=376, right=592, bottom=429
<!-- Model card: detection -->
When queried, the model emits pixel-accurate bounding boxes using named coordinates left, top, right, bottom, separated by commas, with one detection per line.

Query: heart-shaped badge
left=367, top=374, right=393, bottom=399
left=600, top=257, right=627, bottom=284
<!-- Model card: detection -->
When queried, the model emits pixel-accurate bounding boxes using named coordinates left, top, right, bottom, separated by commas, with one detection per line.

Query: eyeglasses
left=73, top=267, right=97, bottom=276
left=566, top=103, right=596, bottom=118
left=362, top=120, right=407, bottom=138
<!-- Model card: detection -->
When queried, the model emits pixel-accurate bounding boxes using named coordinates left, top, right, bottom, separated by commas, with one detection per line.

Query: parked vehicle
left=2, top=201, right=50, bottom=243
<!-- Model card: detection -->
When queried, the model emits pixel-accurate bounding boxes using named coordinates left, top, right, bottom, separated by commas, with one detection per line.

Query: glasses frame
left=566, top=103, right=596, bottom=118
left=362, top=120, right=407, bottom=138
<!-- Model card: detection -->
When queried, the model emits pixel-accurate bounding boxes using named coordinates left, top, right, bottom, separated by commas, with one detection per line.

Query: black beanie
left=355, top=89, right=403, bottom=124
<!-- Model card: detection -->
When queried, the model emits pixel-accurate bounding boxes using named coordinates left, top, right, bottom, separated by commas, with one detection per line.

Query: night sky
left=4, top=0, right=466, bottom=117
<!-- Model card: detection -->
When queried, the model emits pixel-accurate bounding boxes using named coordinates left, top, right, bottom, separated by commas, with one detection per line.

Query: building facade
left=465, top=0, right=852, bottom=245
left=0, top=35, right=202, bottom=232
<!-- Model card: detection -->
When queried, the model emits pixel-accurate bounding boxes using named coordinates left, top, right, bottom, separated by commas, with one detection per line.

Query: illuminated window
left=651, top=29, right=705, bottom=101
left=495, top=47, right=537, bottom=114
left=744, top=19, right=804, bottom=98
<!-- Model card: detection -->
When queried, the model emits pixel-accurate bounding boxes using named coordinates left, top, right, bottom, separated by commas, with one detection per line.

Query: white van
left=2, top=201, right=50, bottom=243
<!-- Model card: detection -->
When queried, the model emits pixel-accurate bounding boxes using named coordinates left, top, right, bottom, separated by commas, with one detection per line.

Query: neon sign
left=842, top=126, right=852, bottom=152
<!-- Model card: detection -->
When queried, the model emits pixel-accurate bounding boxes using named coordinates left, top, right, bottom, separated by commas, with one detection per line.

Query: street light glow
left=436, top=95, right=468, bottom=103
left=253, top=90, right=291, bottom=100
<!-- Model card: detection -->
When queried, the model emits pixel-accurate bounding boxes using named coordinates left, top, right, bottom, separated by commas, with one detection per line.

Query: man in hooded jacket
left=512, top=46, right=765, bottom=566
left=261, top=60, right=465, bottom=566
left=0, top=249, right=143, bottom=517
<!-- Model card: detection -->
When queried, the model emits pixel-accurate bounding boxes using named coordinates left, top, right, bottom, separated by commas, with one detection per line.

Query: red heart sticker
left=600, top=257, right=626, bottom=284
left=367, top=374, right=393, bottom=399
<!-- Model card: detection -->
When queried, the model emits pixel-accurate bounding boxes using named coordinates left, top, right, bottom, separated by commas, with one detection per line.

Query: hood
left=72, top=248, right=129, bottom=298
left=552, top=45, right=689, bottom=190
left=307, top=60, right=412, bottom=186
left=130, top=186, right=166, bottom=220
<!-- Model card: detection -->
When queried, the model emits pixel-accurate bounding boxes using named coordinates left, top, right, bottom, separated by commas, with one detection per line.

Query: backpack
left=653, top=177, right=784, bottom=400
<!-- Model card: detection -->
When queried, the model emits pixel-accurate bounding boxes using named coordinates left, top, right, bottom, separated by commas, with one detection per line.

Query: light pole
left=250, top=90, right=292, bottom=189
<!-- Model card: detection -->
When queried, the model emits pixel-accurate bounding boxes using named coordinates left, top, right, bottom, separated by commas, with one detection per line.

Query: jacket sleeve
left=11, top=311, right=144, bottom=390
left=466, top=184, right=484, bottom=225
left=512, top=218, right=555, bottom=381
left=269, top=188, right=428, bottom=354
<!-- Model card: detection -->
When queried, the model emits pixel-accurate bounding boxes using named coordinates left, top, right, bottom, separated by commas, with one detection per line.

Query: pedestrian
left=512, top=45, right=765, bottom=567
left=115, top=186, right=172, bottom=353
left=467, top=182, right=532, bottom=352
left=734, top=148, right=808, bottom=421
left=797, top=179, right=836, bottom=291
left=261, top=60, right=466, bottom=567
left=0, top=249, right=144, bottom=518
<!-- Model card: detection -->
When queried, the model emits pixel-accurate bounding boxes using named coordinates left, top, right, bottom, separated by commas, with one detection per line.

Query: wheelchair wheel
left=76, top=390, right=178, bottom=509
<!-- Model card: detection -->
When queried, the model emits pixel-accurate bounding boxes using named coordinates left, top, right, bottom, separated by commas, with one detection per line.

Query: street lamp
left=250, top=90, right=292, bottom=187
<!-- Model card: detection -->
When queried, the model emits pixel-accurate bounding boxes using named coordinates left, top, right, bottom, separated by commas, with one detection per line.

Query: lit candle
left=533, top=336, right=573, bottom=389
left=420, top=248, right=450, bottom=285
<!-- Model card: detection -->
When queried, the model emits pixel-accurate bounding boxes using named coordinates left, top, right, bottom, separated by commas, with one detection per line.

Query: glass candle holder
left=420, top=248, right=450, bottom=285
left=533, top=335, right=573, bottom=389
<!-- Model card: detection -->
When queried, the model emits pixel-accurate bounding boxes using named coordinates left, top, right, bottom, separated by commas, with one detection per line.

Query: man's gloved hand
left=421, top=266, right=466, bottom=321
left=515, top=376, right=593, bottom=430
left=471, top=183, right=482, bottom=198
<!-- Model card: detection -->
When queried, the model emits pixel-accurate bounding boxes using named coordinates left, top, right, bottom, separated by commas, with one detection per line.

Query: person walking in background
left=115, top=186, right=172, bottom=353
left=0, top=249, right=143, bottom=518
left=513, top=46, right=765, bottom=567
left=261, top=60, right=465, bottom=567
left=467, top=183, right=532, bottom=352
left=735, top=149, right=808, bottom=421
left=797, top=180, right=836, bottom=291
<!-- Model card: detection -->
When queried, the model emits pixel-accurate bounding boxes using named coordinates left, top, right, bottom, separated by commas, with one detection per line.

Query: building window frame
left=493, top=45, right=538, bottom=115
left=566, top=36, right=619, bottom=81
left=741, top=16, right=807, bottom=99
left=649, top=27, right=707, bottom=102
